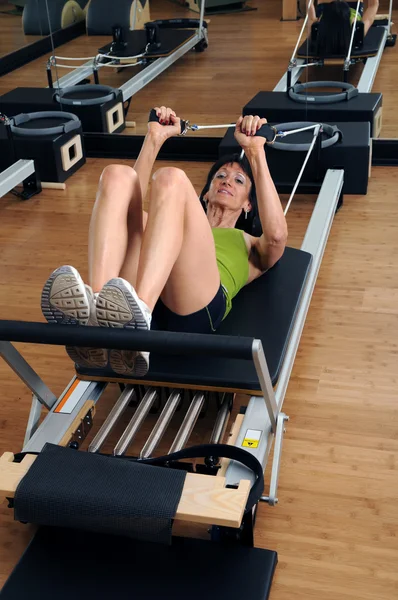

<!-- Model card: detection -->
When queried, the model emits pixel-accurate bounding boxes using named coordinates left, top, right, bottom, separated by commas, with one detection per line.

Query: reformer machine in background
left=46, top=1, right=208, bottom=106
left=0, top=167, right=344, bottom=599
left=244, top=0, right=396, bottom=143
left=274, top=0, right=396, bottom=93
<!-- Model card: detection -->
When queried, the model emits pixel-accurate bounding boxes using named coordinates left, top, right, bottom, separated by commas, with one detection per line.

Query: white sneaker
left=96, top=277, right=151, bottom=377
left=41, top=265, right=108, bottom=368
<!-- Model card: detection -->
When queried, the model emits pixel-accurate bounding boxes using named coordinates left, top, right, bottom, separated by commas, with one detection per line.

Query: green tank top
left=212, top=228, right=249, bottom=319
left=349, top=7, right=362, bottom=23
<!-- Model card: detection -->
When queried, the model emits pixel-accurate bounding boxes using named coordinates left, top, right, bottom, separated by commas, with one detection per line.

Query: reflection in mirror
left=0, top=0, right=45, bottom=58
left=43, top=0, right=213, bottom=137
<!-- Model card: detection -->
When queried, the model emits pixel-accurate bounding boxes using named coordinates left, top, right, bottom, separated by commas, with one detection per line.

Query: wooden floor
left=1, top=1, right=398, bottom=598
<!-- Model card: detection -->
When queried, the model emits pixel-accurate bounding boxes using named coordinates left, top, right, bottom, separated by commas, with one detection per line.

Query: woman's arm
left=362, top=0, right=379, bottom=36
left=133, top=106, right=181, bottom=200
left=308, top=0, right=317, bottom=24
left=235, top=116, right=288, bottom=271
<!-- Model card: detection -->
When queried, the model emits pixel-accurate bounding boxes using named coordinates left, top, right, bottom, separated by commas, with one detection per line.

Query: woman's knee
left=99, top=164, right=139, bottom=193
left=152, top=166, right=189, bottom=189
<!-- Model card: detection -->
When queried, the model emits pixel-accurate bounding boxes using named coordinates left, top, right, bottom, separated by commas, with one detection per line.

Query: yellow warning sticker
left=242, top=429, right=262, bottom=449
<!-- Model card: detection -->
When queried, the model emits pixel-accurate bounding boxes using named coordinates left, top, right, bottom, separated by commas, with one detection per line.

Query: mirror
left=0, top=1, right=44, bottom=58
left=43, top=0, right=216, bottom=138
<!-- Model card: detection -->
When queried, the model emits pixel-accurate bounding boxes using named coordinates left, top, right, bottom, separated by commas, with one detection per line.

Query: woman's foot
left=41, top=265, right=108, bottom=369
left=96, top=277, right=151, bottom=377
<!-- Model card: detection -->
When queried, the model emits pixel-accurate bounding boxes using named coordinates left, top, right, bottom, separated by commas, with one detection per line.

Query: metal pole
left=140, top=390, right=181, bottom=458
left=113, top=387, right=158, bottom=456
left=169, top=392, right=205, bottom=453
left=88, top=385, right=136, bottom=453
left=209, top=394, right=232, bottom=444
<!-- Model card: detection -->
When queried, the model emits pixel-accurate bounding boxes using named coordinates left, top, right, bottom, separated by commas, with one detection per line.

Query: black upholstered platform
left=76, top=247, right=312, bottom=391
left=98, top=29, right=196, bottom=58
left=0, top=527, right=278, bottom=600
left=297, top=25, right=386, bottom=58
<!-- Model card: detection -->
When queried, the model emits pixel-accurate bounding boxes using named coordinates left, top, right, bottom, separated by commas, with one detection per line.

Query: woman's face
left=206, top=162, right=252, bottom=212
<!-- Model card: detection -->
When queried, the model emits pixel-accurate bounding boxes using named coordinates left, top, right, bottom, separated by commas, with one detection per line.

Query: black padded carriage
left=98, top=28, right=197, bottom=58
left=77, top=247, right=312, bottom=391
left=0, top=527, right=278, bottom=600
left=297, top=25, right=386, bottom=58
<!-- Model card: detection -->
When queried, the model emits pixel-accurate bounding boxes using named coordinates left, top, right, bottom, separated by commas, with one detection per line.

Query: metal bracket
left=11, top=170, right=42, bottom=201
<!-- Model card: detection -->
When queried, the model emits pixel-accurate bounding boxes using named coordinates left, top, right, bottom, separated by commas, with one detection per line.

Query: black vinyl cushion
left=98, top=29, right=195, bottom=58
left=76, top=247, right=312, bottom=390
left=0, top=527, right=278, bottom=600
left=297, top=25, right=385, bottom=58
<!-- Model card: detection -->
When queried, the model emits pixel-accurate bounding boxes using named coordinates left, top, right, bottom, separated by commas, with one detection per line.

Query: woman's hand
left=234, top=115, right=268, bottom=153
left=148, top=106, right=181, bottom=142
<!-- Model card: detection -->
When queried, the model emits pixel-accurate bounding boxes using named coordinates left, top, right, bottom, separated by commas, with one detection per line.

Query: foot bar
left=0, top=322, right=255, bottom=360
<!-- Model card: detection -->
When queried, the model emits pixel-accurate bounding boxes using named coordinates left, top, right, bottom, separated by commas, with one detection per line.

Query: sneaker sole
left=109, top=349, right=149, bottom=377
left=96, top=278, right=149, bottom=330
left=41, top=265, right=90, bottom=325
left=66, top=346, right=109, bottom=369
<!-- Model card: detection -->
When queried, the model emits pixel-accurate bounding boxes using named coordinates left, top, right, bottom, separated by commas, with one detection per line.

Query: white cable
left=283, top=124, right=321, bottom=216
left=290, top=0, right=315, bottom=63
left=50, top=63, right=100, bottom=69
left=97, top=61, right=144, bottom=68
left=345, top=0, right=362, bottom=66
left=277, top=123, right=320, bottom=138
left=52, top=55, right=97, bottom=60
left=192, top=123, right=235, bottom=130
left=97, top=51, right=147, bottom=61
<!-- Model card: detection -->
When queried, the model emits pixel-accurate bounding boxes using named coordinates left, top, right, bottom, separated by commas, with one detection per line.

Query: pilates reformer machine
left=0, top=149, right=344, bottom=596
left=274, top=0, right=396, bottom=94
left=240, top=0, right=396, bottom=145
left=44, top=0, right=208, bottom=105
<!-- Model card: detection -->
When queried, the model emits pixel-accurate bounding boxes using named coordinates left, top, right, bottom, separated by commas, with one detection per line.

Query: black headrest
left=310, top=20, right=364, bottom=52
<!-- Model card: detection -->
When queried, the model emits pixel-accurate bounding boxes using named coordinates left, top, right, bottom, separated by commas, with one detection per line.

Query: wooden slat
left=76, top=373, right=264, bottom=396
left=0, top=451, right=250, bottom=528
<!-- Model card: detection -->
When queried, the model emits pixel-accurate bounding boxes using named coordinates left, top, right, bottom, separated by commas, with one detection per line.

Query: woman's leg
left=137, top=166, right=221, bottom=313
left=97, top=166, right=222, bottom=375
left=41, top=163, right=146, bottom=368
left=88, top=164, right=146, bottom=292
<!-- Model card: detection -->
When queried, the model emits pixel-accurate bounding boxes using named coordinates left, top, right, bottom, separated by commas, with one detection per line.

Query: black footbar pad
left=77, top=247, right=312, bottom=390
left=98, top=29, right=196, bottom=58
left=297, top=25, right=385, bottom=58
left=13, top=443, right=186, bottom=545
left=0, top=527, right=278, bottom=600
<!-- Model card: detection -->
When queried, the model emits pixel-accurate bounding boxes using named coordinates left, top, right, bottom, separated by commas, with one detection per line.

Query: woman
left=41, top=107, right=288, bottom=376
left=308, top=0, right=379, bottom=56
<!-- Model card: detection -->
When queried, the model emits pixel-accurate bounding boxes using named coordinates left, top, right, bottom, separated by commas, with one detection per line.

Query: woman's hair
left=316, top=1, right=352, bottom=56
left=199, top=153, right=262, bottom=236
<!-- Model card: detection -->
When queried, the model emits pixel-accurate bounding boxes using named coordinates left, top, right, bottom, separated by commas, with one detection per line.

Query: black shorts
left=152, top=285, right=227, bottom=334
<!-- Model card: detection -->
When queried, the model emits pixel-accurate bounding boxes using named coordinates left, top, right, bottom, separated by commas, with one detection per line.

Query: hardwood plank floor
left=0, top=1, right=398, bottom=599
